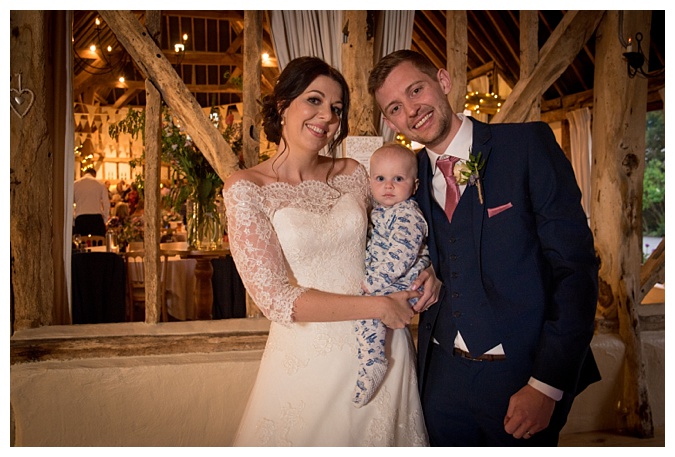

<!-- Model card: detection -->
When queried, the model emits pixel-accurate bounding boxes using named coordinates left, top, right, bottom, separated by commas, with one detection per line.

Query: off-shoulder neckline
left=226, top=164, right=366, bottom=192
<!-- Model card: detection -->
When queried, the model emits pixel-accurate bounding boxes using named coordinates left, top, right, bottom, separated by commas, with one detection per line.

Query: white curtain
left=373, top=11, right=415, bottom=142
left=269, top=11, right=343, bottom=71
left=566, top=107, right=592, bottom=222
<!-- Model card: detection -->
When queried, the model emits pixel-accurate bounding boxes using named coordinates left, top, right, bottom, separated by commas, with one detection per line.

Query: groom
left=369, top=50, right=600, bottom=446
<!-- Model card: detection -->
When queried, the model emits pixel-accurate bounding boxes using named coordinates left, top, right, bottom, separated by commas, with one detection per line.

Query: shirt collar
left=427, top=114, right=473, bottom=174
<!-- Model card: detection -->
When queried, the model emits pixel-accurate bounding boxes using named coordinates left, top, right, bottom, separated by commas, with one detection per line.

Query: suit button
left=449, top=237, right=457, bottom=243
left=452, top=292, right=460, bottom=298
left=451, top=272, right=458, bottom=279
left=453, top=311, right=462, bottom=318
left=425, top=323, right=432, bottom=330
left=450, top=254, right=458, bottom=261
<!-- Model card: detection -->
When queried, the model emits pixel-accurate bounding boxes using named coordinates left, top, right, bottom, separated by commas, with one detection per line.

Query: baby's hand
left=408, top=286, right=424, bottom=306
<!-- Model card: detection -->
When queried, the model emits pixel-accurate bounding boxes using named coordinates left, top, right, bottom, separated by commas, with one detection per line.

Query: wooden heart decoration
left=10, top=87, right=35, bottom=119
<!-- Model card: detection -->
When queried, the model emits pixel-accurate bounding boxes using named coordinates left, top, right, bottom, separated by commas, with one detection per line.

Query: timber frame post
left=142, top=11, right=163, bottom=324
left=591, top=11, right=654, bottom=438
left=446, top=11, right=467, bottom=114
left=10, top=11, right=58, bottom=331
left=342, top=11, right=376, bottom=136
left=243, top=11, right=263, bottom=169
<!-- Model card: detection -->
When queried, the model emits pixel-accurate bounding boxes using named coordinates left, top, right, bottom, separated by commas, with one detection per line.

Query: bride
left=222, top=56, right=436, bottom=446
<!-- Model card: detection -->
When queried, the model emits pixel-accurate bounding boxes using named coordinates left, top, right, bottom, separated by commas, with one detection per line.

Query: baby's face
left=369, top=152, right=417, bottom=207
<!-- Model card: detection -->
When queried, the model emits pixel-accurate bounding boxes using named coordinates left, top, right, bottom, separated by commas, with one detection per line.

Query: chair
left=85, top=235, right=105, bottom=247
left=122, top=250, right=169, bottom=322
left=127, top=241, right=144, bottom=252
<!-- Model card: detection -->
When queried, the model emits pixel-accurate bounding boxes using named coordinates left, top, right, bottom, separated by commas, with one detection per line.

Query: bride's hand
left=410, top=266, right=441, bottom=313
left=379, top=290, right=420, bottom=329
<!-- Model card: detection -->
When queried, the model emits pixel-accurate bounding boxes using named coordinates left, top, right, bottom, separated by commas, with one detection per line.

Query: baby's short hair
left=370, top=142, right=418, bottom=174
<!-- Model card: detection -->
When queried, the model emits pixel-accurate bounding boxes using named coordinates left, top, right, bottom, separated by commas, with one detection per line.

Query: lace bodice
left=223, top=165, right=370, bottom=325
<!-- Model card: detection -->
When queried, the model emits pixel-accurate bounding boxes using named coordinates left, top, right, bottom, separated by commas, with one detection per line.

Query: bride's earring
left=281, top=117, right=285, bottom=126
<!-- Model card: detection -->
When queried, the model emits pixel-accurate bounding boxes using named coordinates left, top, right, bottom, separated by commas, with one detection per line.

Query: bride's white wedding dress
left=223, top=165, right=428, bottom=446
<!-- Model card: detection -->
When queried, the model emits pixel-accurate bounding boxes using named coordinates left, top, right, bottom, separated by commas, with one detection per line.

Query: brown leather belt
left=453, top=348, right=506, bottom=362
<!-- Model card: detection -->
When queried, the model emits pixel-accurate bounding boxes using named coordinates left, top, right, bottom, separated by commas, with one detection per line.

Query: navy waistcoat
left=430, top=190, right=501, bottom=357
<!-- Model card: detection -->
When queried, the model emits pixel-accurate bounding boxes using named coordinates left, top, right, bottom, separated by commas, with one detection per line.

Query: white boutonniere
left=453, top=150, right=485, bottom=204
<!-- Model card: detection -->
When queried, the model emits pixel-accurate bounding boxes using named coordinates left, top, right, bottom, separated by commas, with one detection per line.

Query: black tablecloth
left=211, top=256, right=246, bottom=319
left=71, top=252, right=126, bottom=324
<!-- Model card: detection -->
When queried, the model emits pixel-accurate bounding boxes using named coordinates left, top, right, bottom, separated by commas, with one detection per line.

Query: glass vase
left=186, top=194, right=222, bottom=251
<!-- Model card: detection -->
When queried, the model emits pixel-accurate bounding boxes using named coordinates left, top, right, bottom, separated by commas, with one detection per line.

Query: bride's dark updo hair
left=262, top=56, right=350, bottom=156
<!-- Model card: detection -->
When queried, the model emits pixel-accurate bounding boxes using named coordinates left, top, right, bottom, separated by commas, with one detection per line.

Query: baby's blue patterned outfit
left=353, top=198, right=430, bottom=406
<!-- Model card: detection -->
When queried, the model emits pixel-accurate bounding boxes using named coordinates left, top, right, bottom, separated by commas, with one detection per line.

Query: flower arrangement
left=106, top=214, right=143, bottom=251
left=108, top=104, right=242, bottom=249
left=453, top=150, right=485, bottom=204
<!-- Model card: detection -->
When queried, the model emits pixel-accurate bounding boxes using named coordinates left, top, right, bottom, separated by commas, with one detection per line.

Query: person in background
left=369, top=49, right=600, bottom=446
left=73, top=167, right=110, bottom=237
left=112, top=201, right=130, bottom=225
left=223, top=56, right=436, bottom=446
left=126, top=182, right=140, bottom=215
left=353, top=143, right=430, bottom=407
left=116, top=179, right=129, bottom=200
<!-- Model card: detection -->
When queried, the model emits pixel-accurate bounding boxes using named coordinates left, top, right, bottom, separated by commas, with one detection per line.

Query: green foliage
left=107, top=104, right=242, bottom=214
left=222, top=71, right=243, bottom=90
left=108, top=107, right=146, bottom=142
left=642, top=110, right=665, bottom=237
left=161, top=110, right=223, bottom=212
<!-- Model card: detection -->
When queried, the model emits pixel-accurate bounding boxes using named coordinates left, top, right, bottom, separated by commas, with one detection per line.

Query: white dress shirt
left=426, top=114, right=562, bottom=401
left=73, top=174, right=111, bottom=221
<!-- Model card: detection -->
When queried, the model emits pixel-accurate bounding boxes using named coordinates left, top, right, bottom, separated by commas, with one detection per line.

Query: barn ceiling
left=72, top=10, right=665, bottom=113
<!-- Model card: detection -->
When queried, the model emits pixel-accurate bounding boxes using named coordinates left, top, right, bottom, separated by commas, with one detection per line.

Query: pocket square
left=487, top=202, right=513, bottom=218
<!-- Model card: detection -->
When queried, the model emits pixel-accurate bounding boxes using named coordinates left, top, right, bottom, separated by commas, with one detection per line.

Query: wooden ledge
left=10, top=318, right=271, bottom=365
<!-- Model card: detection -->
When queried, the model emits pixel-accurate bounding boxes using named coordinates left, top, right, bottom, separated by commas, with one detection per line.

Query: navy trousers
left=421, top=341, right=574, bottom=446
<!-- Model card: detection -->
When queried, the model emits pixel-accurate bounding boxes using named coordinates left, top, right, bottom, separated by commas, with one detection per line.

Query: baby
left=353, top=143, right=430, bottom=407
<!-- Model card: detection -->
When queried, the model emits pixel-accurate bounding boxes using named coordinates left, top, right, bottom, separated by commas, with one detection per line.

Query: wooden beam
left=242, top=11, right=263, bottom=169
left=164, top=10, right=244, bottom=21
left=164, top=50, right=243, bottom=67
left=343, top=11, right=376, bottom=136
left=446, top=11, right=467, bottom=114
left=92, top=79, right=243, bottom=94
left=540, top=89, right=595, bottom=123
left=10, top=328, right=269, bottom=364
left=143, top=10, right=163, bottom=324
left=10, top=11, right=57, bottom=330
left=493, top=11, right=604, bottom=124
left=519, top=10, right=540, bottom=121
left=416, top=12, right=447, bottom=67
left=466, top=61, right=495, bottom=81
left=590, top=10, right=653, bottom=438
left=112, top=88, right=143, bottom=109
left=639, top=238, right=665, bottom=304
left=98, top=10, right=239, bottom=181
left=412, top=29, right=444, bottom=70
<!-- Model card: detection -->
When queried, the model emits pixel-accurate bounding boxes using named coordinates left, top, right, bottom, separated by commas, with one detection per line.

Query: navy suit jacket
left=416, top=117, right=600, bottom=396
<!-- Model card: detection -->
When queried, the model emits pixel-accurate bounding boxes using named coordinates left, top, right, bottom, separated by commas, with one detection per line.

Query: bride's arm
left=293, top=289, right=417, bottom=329
left=223, top=178, right=418, bottom=328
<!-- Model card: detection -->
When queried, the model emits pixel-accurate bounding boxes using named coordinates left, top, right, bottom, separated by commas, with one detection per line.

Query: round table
left=161, top=247, right=230, bottom=320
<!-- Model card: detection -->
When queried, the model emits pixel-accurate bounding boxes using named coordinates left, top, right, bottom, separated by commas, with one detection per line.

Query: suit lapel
left=416, top=149, right=440, bottom=268
left=468, top=118, right=493, bottom=270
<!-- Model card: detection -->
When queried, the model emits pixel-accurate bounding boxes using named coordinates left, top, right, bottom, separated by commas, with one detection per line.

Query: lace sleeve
left=223, top=180, right=307, bottom=325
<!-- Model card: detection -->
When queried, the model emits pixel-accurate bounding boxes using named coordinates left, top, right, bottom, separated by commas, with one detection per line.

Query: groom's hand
left=411, top=266, right=441, bottom=313
left=503, top=384, right=555, bottom=439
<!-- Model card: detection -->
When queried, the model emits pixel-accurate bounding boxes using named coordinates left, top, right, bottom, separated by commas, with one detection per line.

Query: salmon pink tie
left=436, top=156, right=461, bottom=222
